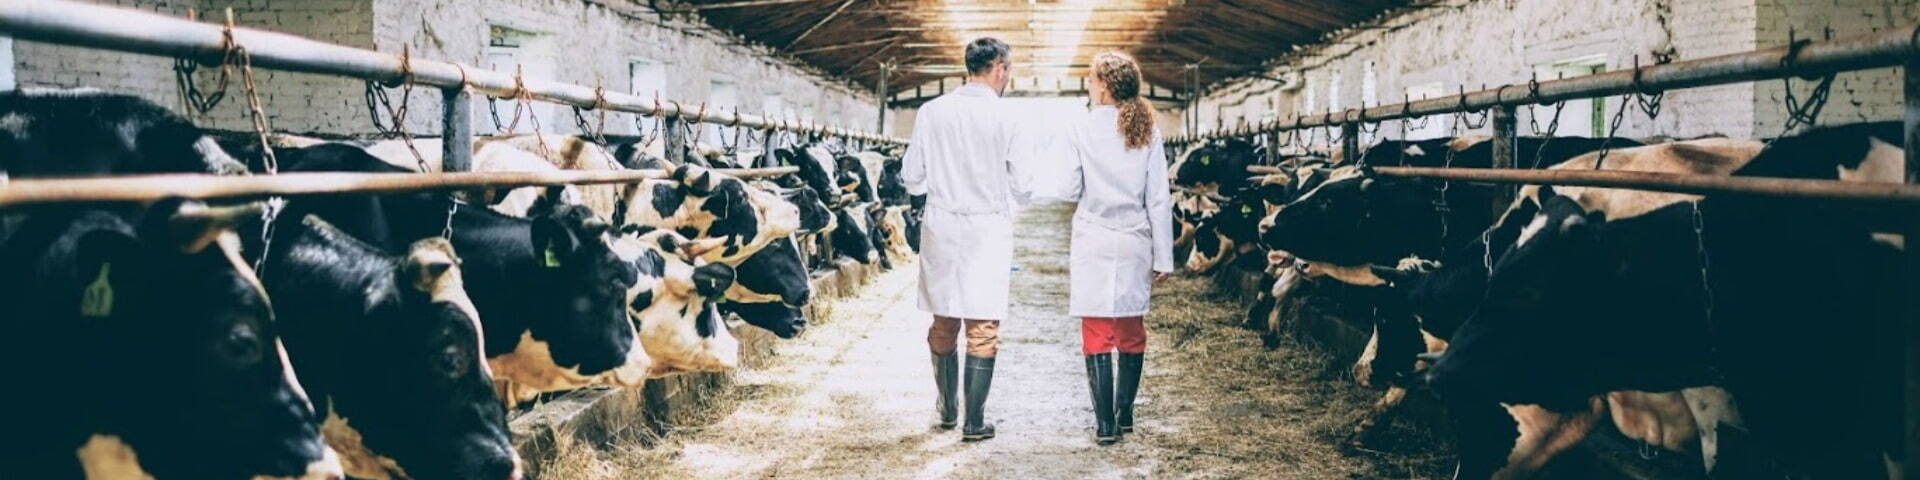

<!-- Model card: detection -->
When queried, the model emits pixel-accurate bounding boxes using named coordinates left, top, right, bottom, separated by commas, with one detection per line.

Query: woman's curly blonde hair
left=1093, top=51, right=1154, bottom=150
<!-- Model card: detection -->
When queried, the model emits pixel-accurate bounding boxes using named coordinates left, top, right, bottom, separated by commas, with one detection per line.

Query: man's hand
left=1152, top=272, right=1170, bottom=285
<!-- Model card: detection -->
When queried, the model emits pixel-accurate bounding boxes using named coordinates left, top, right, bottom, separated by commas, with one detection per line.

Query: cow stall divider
left=1176, top=21, right=1920, bottom=477
left=0, top=0, right=908, bottom=473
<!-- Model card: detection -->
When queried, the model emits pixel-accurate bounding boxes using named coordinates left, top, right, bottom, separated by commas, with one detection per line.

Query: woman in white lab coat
left=1056, top=51, right=1175, bottom=445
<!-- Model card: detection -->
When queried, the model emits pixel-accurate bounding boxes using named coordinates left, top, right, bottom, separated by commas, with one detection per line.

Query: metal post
left=664, top=113, right=686, bottom=166
left=1491, top=105, right=1518, bottom=212
left=1340, top=123, right=1360, bottom=165
left=760, top=128, right=778, bottom=168
left=441, top=87, right=473, bottom=173
left=1268, top=129, right=1283, bottom=166
left=876, top=63, right=890, bottom=136
left=1904, top=58, right=1919, bottom=480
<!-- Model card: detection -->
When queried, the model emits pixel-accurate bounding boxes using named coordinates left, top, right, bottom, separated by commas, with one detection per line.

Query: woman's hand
left=1152, top=272, right=1170, bottom=285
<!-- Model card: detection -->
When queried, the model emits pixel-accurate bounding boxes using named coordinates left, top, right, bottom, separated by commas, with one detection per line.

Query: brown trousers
left=928, top=316, right=1000, bottom=357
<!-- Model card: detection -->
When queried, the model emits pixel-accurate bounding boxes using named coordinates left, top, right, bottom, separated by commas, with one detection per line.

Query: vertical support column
left=1491, top=105, right=1519, bottom=213
left=664, top=113, right=686, bottom=167
left=760, top=128, right=778, bottom=168
left=1268, top=129, right=1284, bottom=166
left=1340, top=122, right=1359, bottom=166
left=441, top=87, right=473, bottom=173
left=1903, top=59, right=1919, bottom=480
left=876, top=63, right=890, bottom=136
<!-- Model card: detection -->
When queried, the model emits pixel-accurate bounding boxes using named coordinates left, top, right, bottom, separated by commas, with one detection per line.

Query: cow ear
left=74, top=230, right=138, bottom=319
left=691, top=263, right=736, bottom=299
left=530, top=217, right=579, bottom=269
left=773, top=148, right=794, bottom=166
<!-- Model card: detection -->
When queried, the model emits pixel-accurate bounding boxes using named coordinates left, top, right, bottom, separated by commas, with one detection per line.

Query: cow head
left=831, top=203, right=877, bottom=264
left=515, top=206, right=643, bottom=383
left=877, top=154, right=908, bottom=205
left=1258, top=168, right=1439, bottom=267
left=64, top=200, right=339, bottom=479
left=726, top=235, right=813, bottom=328
left=773, top=185, right=837, bottom=235
left=774, top=147, right=839, bottom=204
left=322, top=236, right=519, bottom=480
left=619, top=230, right=742, bottom=377
left=1428, top=190, right=1631, bottom=411
left=668, top=164, right=800, bottom=264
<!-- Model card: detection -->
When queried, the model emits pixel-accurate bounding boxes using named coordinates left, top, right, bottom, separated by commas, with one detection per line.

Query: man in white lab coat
left=900, top=37, right=1022, bottom=442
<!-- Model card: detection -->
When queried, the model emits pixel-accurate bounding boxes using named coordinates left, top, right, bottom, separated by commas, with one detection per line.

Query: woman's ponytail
left=1094, top=52, right=1155, bottom=150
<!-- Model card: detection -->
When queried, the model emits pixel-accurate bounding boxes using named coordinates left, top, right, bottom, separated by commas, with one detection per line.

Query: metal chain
left=366, top=45, right=429, bottom=174
left=171, top=10, right=236, bottom=119
left=506, top=66, right=553, bottom=160
left=1690, top=200, right=1719, bottom=373
left=1778, top=31, right=1836, bottom=135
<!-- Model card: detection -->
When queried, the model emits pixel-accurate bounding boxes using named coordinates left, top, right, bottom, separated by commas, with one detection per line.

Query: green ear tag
left=542, top=245, right=562, bottom=268
left=81, top=263, right=113, bottom=318
left=1241, top=205, right=1253, bottom=215
left=1200, top=156, right=1211, bottom=166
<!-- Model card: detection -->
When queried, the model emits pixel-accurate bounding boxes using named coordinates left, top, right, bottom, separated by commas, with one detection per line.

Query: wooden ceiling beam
left=781, top=0, right=860, bottom=50
left=786, top=35, right=898, bottom=56
left=669, top=0, right=837, bottom=12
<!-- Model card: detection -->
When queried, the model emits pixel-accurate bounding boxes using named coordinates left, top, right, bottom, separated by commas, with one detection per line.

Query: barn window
left=704, top=79, right=738, bottom=143
left=481, top=24, right=554, bottom=135
left=0, top=36, right=13, bottom=91
left=1404, top=82, right=1448, bottom=140
left=1327, top=70, right=1342, bottom=114
left=629, top=59, right=665, bottom=135
left=1536, top=55, right=1609, bottom=137
left=1362, top=61, right=1378, bottom=143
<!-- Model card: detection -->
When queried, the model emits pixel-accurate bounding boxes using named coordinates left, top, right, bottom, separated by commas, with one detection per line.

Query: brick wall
left=1183, top=0, right=1913, bottom=146
left=10, top=0, right=878, bottom=139
left=369, top=0, right=877, bottom=138
left=1753, top=0, right=1916, bottom=135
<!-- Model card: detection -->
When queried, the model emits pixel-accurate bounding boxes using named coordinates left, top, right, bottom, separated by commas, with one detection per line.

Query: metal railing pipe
left=0, top=167, right=800, bottom=208
left=1372, top=166, right=1920, bottom=205
left=0, top=0, right=904, bottom=144
left=1178, top=24, right=1920, bottom=143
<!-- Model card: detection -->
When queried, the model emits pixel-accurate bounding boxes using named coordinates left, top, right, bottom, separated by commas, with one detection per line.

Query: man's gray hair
left=964, top=37, right=1011, bottom=76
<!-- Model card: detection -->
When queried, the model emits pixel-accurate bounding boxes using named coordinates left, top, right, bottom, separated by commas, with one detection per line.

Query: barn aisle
left=569, top=203, right=1446, bottom=479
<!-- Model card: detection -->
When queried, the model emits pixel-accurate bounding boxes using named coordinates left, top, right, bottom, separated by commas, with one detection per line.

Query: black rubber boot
left=932, top=353, right=958, bottom=430
left=1086, top=353, right=1119, bottom=445
left=961, top=355, right=996, bottom=441
left=1116, top=352, right=1143, bottom=434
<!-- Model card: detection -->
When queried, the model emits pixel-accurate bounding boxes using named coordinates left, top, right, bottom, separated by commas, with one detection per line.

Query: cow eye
left=219, top=323, right=264, bottom=366
left=438, top=344, right=469, bottom=378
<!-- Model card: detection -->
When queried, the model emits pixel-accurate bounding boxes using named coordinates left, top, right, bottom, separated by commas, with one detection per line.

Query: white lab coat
left=901, top=84, right=1029, bottom=321
left=1044, top=106, right=1175, bottom=317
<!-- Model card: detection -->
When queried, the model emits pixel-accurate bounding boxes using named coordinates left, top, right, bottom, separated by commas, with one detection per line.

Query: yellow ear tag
left=1241, top=205, right=1253, bottom=215
left=1200, top=156, right=1211, bottom=166
left=81, top=263, right=113, bottom=318
left=543, top=244, right=562, bottom=268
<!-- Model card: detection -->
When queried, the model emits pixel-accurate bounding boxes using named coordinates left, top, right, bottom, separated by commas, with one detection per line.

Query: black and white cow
left=831, top=202, right=879, bottom=264
left=0, top=89, right=249, bottom=176
left=0, top=201, right=340, bottom=480
left=1427, top=125, right=1901, bottom=479
left=252, top=216, right=519, bottom=480
left=272, top=146, right=651, bottom=405
left=616, top=228, right=742, bottom=376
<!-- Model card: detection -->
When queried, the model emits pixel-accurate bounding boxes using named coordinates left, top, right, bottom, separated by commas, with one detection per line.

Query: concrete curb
left=507, top=258, right=887, bottom=476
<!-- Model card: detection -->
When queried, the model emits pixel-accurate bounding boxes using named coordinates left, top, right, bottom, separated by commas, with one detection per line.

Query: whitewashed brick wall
left=1184, top=0, right=1915, bottom=145
left=10, top=0, right=879, bottom=139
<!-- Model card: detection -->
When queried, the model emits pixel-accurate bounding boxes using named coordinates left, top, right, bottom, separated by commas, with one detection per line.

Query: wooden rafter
left=782, top=0, right=860, bottom=51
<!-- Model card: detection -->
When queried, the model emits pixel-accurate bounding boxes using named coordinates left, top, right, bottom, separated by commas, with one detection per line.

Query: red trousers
left=1080, top=317, right=1147, bottom=355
